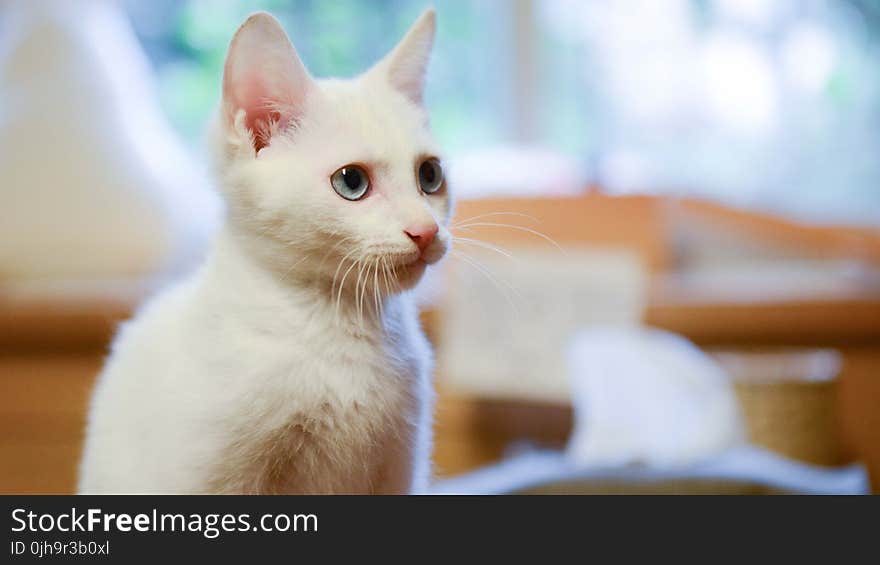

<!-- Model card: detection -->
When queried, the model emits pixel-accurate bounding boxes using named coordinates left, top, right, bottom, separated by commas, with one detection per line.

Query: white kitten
left=566, top=328, right=746, bottom=468
left=78, top=10, right=451, bottom=494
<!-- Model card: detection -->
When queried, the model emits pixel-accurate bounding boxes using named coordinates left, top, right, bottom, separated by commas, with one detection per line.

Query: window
left=124, top=0, right=880, bottom=226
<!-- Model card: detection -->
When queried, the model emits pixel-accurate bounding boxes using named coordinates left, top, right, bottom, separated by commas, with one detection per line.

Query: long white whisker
left=452, top=237, right=516, bottom=260
left=336, top=256, right=360, bottom=321
left=356, top=259, right=368, bottom=326
left=450, top=222, right=565, bottom=254
left=277, top=252, right=311, bottom=285
left=381, top=257, right=392, bottom=297
left=372, top=257, right=381, bottom=318
left=451, top=211, right=538, bottom=228
left=450, top=250, right=521, bottom=317
left=450, top=250, right=520, bottom=298
left=360, top=259, right=372, bottom=326
left=332, top=248, right=359, bottom=298
left=390, top=259, right=399, bottom=291
left=318, top=235, right=355, bottom=273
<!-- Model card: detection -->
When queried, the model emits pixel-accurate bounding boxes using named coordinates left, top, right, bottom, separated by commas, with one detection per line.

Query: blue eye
left=418, top=158, right=443, bottom=194
left=331, top=165, right=370, bottom=200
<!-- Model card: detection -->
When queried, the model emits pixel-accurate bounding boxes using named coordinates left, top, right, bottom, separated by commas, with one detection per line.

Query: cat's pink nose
left=405, top=223, right=438, bottom=253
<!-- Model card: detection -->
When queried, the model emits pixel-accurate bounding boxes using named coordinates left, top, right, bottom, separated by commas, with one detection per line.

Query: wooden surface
left=0, top=353, right=99, bottom=493
left=646, top=295, right=880, bottom=347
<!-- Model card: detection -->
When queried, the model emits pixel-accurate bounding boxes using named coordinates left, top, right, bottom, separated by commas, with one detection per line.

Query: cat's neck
left=198, top=228, right=398, bottom=335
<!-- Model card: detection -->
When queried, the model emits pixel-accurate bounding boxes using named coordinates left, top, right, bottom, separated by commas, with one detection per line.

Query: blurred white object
left=447, top=145, right=585, bottom=199
left=0, top=0, right=218, bottom=279
left=440, top=248, right=645, bottom=403
left=566, top=328, right=746, bottom=468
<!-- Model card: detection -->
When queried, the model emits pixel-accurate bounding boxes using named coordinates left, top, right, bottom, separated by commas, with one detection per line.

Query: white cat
left=78, top=10, right=450, bottom=494
left=566, top=328, right=746, bottom=469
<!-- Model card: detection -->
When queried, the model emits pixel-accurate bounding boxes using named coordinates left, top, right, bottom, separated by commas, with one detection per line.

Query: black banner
left=1, top=495, right=874, bottom=561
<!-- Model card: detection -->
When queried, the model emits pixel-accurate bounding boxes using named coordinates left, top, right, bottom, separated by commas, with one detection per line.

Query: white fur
left=566, top=328, right=746, bottom=468
left=79, top=10, right=449, bottom=494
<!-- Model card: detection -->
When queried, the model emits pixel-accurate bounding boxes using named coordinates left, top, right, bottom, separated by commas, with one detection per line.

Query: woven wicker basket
left=712, top=349, right=845, bottom=467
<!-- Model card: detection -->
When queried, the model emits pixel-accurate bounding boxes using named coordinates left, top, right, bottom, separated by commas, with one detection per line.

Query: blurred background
left=1, top=0, right=879, bottom=494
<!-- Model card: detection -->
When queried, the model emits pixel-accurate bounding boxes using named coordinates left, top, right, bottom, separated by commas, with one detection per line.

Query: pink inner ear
left=222, top=13, right=311, bottom=154
left=233, top=74, right=293, bottom=152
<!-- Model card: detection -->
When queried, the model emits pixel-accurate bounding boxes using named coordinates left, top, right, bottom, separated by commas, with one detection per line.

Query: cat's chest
left=255, top=317, right=418, bottom=400
left=208, top=325, right=420, bottom=493
left=196, top=296, right=425, bottom=492
left=214, top=310, right=422, bottom=433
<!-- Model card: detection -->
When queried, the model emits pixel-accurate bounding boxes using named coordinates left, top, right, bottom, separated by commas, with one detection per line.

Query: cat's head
left=215, top=10, right=450, bottom=297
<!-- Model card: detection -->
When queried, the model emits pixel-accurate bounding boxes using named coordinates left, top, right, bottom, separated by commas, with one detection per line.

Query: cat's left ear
left=369, top=9, right=436, bottom=105
left=222, top=12, right=314, bottom=153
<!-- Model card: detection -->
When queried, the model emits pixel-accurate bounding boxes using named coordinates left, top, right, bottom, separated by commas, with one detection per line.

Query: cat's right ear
left=221, top=13, right=313, bottom=153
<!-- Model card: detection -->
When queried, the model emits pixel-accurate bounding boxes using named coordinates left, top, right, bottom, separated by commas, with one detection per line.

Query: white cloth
left=565, top=327, right=746, bottom=468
